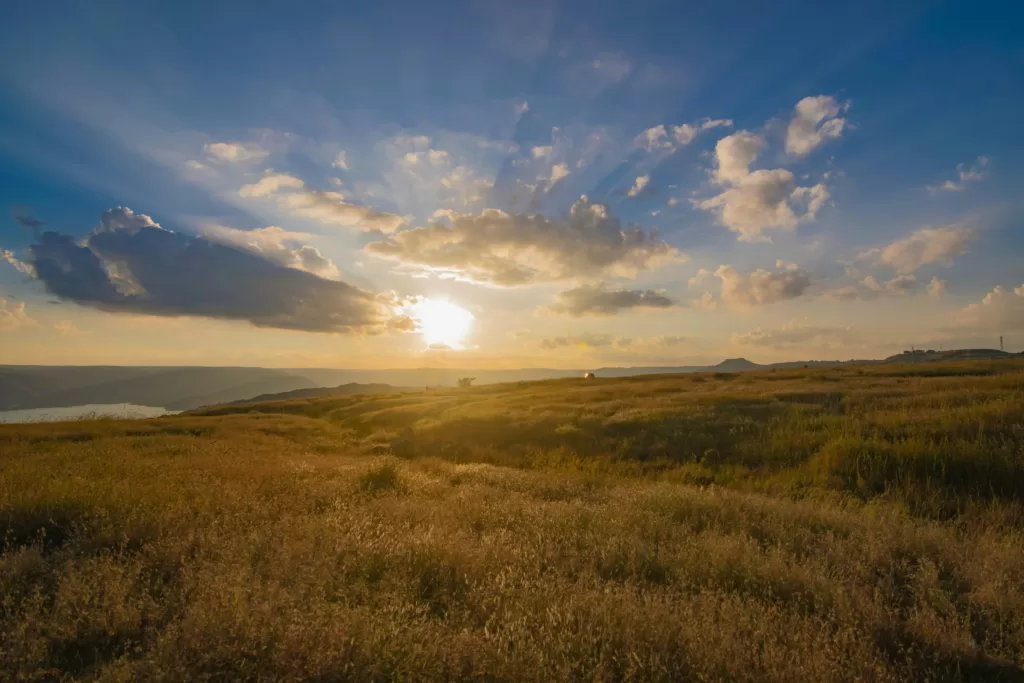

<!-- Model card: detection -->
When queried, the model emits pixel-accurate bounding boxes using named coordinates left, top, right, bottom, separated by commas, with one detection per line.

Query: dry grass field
left=3, top=361, right=1024, bottom=681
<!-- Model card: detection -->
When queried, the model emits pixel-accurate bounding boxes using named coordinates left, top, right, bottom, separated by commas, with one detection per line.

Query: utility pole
left=1001, top=335, right=1004, bottom=352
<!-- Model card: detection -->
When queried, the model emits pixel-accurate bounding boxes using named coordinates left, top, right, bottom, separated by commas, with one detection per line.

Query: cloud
left=691, top=292, right=718, bottom=310
left=2, top=249, right=36, bottom=277
left=927, top=276, right=947, bottom=297
left=927, top=156, right=989, bottom=193
left=18, top=207, right=391, bottom=333
left=715, top=264, right=812, bottom=308
left=204, top=142, right=269, bottom=164
left=54, top=320, right=86, bottom=336
left=332, top=151, right=349, bottom=170
left=0, top=297, right=34, bottom=330
left=539, top=332, right=616, bottom=349
left=785, top=96, right=848, bottom=156
left=733, top=320, right=859, bottom=349
left=695, top=131, right=829, bottom=241
left=627, top=174, right=650, bottom=198
left=635, top=118, right=733, bottom=151
left=951, top=283, right=1024, bottom=332
left=532, top=145, right=553, bottom=159
left=688, top=268, right=712, bottom=289
left=866, top=224, right=975, bottom=273
left=365, top=196, right=681, bottom=286
left=544, top=282, right=675, bottom=317
left=239, top=172, right=306, bottom=198
left=202, top=224, right=339, bottom=279
left=12, top=211, right=46, bottom=231
left=590, top=53, right=632, bottom=83
left=821, top=274, right=919, bottom=301
left=547, top=163, right=570, bottom=191
left=240, top=171, right=404, bottom=233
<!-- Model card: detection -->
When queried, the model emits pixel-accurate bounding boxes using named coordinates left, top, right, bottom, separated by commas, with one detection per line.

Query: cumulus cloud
left=544, top=282, right=674, bottom=317
left=12, top=211, right=46, bottom=232
left=0, top=297, right=34, bottom=330
left=627, top=174, right=650, bottom=198
left=821, top=274, right=919, bottom=301
left=366, top=195, right=681, bottom=286
left=203, top=225, right=339, bottom=279
left=785, top=96, right=848, bottom=156
left=928, top=276, right=948, bottom=297
left=733, top=320, right=859, bottom=349
left=532, top=145, right=553, bottom=159
left=951, top=283, right=1024, bottom=332
left=927, top=156, right=989, bottom=192
left=17, top=207, right=392, bottom=333
left=695, top=131, right=830, bottom=241
left=239, top=171, right=404, bottom=233
left=635, top=118, right=733, bottom=151
left=547, top=163, right=570, bottom=191
left=204, top=142, right=269, bottom=164
left=688, top=268, right=712, bottom=289
left=239, top=172, right=306, bottom=198
left=862, top=224, right=975, bottom=273
left=715, top=264, right=812, bottom=308
left=332, top=151, right=349, bottom=170
left=691, top=292, right=718, bottom=310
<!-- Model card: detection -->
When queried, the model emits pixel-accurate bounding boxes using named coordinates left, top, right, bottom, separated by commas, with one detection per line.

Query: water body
left=0, top=404, right=178, bottom=424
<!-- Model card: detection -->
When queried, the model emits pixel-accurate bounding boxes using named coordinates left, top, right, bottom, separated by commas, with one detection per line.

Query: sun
left=409, top=298, right=474, bottom=350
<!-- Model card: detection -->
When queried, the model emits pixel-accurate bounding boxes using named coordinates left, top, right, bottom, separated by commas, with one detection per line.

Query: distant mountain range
left=1, top=348, right=1019, bottom=411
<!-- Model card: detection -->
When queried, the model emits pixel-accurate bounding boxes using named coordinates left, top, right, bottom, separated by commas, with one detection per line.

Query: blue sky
left=0, top=0, right=1022, bottom=367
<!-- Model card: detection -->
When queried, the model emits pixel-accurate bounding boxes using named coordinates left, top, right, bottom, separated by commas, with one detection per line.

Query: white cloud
left=366, top=196, right=682, bottom=286
left=635, top=118, right=732, bottom=151
left=952, top=283, right=1024, bottom=332
left=785, top=96, right=848, bottom=156
left=532, top=145, right=553, bottom=159
left=715, top=265, right=812, bottom=308
left=733, top=320, right=859, bottom=349
left=695, top=129, right=830, bottom=241
left=428, top=149, right=449, bottom=164
left=239, top=172, right=306, bottom=198
left=688, top=268, right=712, bottom=289
left=547, top=163, right=570, bottom=191
left=928, top=276, right=947, bottom=297
left=691, top=291, right=718, bottom=310
left=239, top=171, right=404, bottom=233
left=204, top=142, right=269, bottom=164
left=927, top=156, right=988, bottom=193
left=543, top=282, right=675, bottom=316
left=627, top=174, right=650, bottom=198
left=203, top=224, right=340, bottom=278
left=871, top=224, right=975, bottom=273
left=0, top=297, right=34, bottom=330
left=332, top=151, right=349, bottom=170
left=2, top=249, right=36, bottom=277
left=822, top=274, right=919, bottom=301
left=185, top=160, right=206, bottom=170
left=590, top=53, right=632, bottom=82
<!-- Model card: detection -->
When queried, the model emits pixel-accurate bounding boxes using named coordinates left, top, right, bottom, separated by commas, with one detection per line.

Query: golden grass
left=2, top=361, right=1024, bottom=680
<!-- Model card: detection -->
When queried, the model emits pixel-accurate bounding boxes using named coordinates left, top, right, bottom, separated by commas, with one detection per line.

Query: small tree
left=457, top=377, right=475, bottom=388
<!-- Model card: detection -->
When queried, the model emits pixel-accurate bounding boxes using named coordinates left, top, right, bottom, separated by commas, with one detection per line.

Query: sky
left=0, top=0, right=1022, bottom=369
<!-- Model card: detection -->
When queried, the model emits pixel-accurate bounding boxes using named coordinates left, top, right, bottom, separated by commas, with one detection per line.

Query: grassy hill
left=2, top=360, right=1024, bottom=680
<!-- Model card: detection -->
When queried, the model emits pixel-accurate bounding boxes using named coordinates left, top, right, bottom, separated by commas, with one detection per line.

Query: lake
left=0, top=403, right=178, bottom=424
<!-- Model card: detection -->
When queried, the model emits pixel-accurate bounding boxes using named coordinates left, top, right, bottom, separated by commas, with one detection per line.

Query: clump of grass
left=359, top=461, right=403, bottom=493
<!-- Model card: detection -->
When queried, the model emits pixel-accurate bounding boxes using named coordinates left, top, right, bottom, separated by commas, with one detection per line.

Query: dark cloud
left=18, top=207, right=388, bottom=333
left=544, top=282, right=675, bottom=316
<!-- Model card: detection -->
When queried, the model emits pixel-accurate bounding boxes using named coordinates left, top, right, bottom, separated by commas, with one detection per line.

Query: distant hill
left=3, top=350, right=1019, bottom=411
left=884, top=349, right=1020, bottom=363
left=215, top=383, right=414, bottom=407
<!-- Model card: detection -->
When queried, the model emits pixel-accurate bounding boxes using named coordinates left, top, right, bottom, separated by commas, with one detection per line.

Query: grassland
left=2, top=361, right=1024, bottom=681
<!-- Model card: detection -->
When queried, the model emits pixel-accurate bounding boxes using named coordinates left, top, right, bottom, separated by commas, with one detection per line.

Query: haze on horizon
left=1, top=0, right=1022, bottom=370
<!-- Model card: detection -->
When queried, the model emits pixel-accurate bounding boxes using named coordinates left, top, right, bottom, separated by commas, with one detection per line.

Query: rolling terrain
left=2, top=360, right=1024, bottom=680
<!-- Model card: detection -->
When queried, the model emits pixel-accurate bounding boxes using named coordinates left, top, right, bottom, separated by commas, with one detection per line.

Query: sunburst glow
left=409, top=298, right=474, bottom=350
